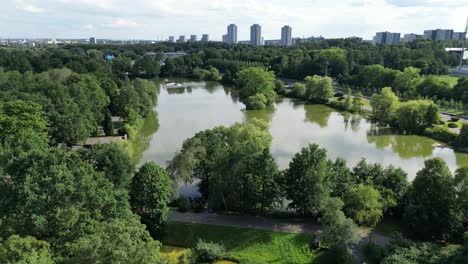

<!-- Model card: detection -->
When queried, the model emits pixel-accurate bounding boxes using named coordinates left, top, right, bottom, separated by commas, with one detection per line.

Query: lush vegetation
left=1, top=41, right=468, bottom=263
left=162, top=221, right=330, bottom=264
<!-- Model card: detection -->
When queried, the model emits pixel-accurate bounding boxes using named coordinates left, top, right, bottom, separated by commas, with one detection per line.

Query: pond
left=139, top=79, right=468, bottom=197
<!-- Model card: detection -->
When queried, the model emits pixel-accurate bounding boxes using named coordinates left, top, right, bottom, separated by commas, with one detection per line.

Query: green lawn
left=433, top=75, right=459, bottom=87
left=161, top=221, right=335, bottom=264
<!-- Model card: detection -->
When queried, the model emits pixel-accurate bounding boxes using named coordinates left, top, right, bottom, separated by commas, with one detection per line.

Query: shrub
left=450, top=117, right=460, bottom=122
left=337, top=96, right=345, bottom=101
left=448, top=123, right=459, bottom=128
left=334, top=92, right=344, bottom=97
left=423, top=126, right=457, bottom=144
left=363, top=242, right=384, bottom=264
left=191, top=198, right=205, bottom=213
left=245, top=93, right=267, bottom=110
left=177, top=197, right=191, bottom=212
left=194, top=240, right=226, bottom=262
left=179, top=249, right=197, bottom=264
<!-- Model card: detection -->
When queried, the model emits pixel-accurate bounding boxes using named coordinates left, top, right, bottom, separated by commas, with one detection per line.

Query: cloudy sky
left=2, top=0, right=468, bottom=40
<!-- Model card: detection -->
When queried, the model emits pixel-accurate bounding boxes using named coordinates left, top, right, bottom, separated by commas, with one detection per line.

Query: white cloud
left=15, top=0, right=46, bottom=13
left=2, top=0, right=468, bottom=39
left=101, top=18, right=139, bottom=28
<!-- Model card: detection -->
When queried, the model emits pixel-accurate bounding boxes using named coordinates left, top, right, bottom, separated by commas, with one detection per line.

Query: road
left=169, top=211, right=391, bottom=263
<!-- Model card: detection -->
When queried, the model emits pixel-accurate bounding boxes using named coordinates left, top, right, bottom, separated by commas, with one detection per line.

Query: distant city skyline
left=2, top=0, right=468, bottom=40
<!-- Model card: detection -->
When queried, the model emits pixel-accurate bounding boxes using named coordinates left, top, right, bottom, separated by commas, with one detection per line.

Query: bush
left=334, top=92, right=344, bottom=97
left=448, top=123, right=459, bottom=128
left=179, top=249, right=197, bottom=264
left=337, top=96, right=345, bottom=101
left=194, top=240, right=226, bottom=262
left=245, top=94, right=267, bottom=110
left=177, top=197, right=191, bottom=212
left=191, top=198, right=205, bottom=213
left=423, top=126, right=457, bottom=144
left=363, top=242, right=384, bottom=264
left=450, top=117, right=460, bottom=122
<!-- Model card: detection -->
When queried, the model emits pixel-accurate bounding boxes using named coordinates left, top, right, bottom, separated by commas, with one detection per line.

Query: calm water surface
left=139, top=80, right=468, bottom=195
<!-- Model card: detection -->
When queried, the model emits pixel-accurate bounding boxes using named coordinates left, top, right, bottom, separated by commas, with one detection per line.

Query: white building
left=227, top=24, right=238, bottom=44
left=250, top=24, right=262, bottom=46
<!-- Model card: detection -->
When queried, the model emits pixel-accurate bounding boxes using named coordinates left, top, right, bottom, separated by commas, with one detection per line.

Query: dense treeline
left=168, top=121, right=467, bottom=261
left=0, top=48, right=170, bottom=262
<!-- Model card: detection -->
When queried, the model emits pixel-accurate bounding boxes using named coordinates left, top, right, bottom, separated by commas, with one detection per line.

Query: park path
left=169, top=211, right=391, bottom=263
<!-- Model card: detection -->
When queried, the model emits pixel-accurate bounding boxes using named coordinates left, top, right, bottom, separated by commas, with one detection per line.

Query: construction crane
left=459, top=17, right=468, bottom=69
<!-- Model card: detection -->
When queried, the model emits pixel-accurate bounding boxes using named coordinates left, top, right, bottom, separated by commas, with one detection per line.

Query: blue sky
left=2, top=0, right=468, bottom=40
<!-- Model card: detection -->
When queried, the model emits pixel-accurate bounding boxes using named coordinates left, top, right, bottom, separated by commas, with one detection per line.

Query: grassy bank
left=161, top=221, right=334, bottom=264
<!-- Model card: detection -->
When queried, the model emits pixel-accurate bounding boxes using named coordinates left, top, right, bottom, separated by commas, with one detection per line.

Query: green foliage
left=424, top=126, right=457, bottom=144
left=274, top=80, right=288, bottom=94
left=352, top=92, right=365, bottom=113
left=161, top=221, right=323, bottom=264
left=455, top=124, right=468, bottom=148
left=396, top=100, right=440, bottom=134
left=176, top=197, right=192, bottom=213
left=236, top=67, right=276, bottom=109
left=370, top=87, right=399, bottom=124
left=193, top=67, right=222, bottom=81
left=79, top=143, right=134, bottom=189
left=320, top=197, right=360, bottom=257
left=194, top=239, right=226, bottom=262
left=132, top=55, right=160, bottom=78
left=291, top=82, right=307, bottom=99
left=0, top=148, right=130, bottom=245
left=245, top=93, right=267, bottom=110
left=102, top=108, right=114, bottom=136
left=0, top=100, right=48, bottom=157
left=283, top=144, right=330, bottom=216
left=363, top=242, right=385, bottom=264
left=448, top=123, right=459, bottom=128
left=0, top=235, right=54, bottom=264
left=64, top=217, right=168, bottom=264
left=403, top=158, right=459, bottom=240
left=168, top=119, right=279, bottom=213
left=344, top=184, right=383, bottom=227
left=380, top=234, right=468, bottom=264
left=305, top=75, right=334, bottom=102
left=130, top=162, right=172, bottom=233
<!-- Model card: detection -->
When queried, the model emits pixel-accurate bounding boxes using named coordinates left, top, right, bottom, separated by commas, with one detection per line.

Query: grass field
left=433, top=75, right=459, bottom=87
left=161, top=221, right=335, bottom=264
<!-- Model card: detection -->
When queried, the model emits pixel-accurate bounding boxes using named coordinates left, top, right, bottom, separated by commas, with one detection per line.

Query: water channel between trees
left=139, top=79, right=468, bottom=197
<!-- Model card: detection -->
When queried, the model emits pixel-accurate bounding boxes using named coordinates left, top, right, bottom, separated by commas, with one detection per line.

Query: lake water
left=139, top=79, right=468, bottom=196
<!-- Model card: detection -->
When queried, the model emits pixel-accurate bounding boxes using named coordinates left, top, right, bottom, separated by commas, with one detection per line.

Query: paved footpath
left=169, top=211, right=391, bottom=263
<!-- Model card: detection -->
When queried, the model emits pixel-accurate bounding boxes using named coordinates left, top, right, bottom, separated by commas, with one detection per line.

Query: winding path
left=169, top=211, right=391, bottom=263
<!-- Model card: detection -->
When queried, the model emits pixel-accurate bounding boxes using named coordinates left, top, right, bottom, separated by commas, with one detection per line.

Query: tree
left=344, top=88, right=353, bottom=110
left=320, top=197, right=360, bottom=259
left=327, top=158, right=353, bottom=198
left=455, top=124, right=468, bottom=148
left=64, top=217, right=169, bottom=264
left=283, top=144, right=330, bottom=215
left=245, top=93, right=267, bottom=110
left=304, top=75, right=334, bottom=102
left=0, top=148, right=130, bottom=244
left=102, top=108, right=114, bottom=136
left=291, top=82, right=306, bottom=99
left=132, top=55, right=160, bottom=78
left=130, top=162, right=172, bottom=233
left=344, top=184, right=383, bottom=227
left=236, top=67, right=276, bottom=109
left=274, top=79, right=287, bottom=94
left=0, top=100, right=48, bottom=156
left=403, top=158, right=458, bottom=240
left=0, top=235, right=54, bottom=264
left=370, top=87, right=399, bottom=125
left=79, top=143, right=134, bottom=189
left=396, top=100, right=440, bottom=134
left=454, top=168, right=468, bottom=230
left=168, top=119, right=279, bottom=213
left=352, top=92, right=365, bottom=113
